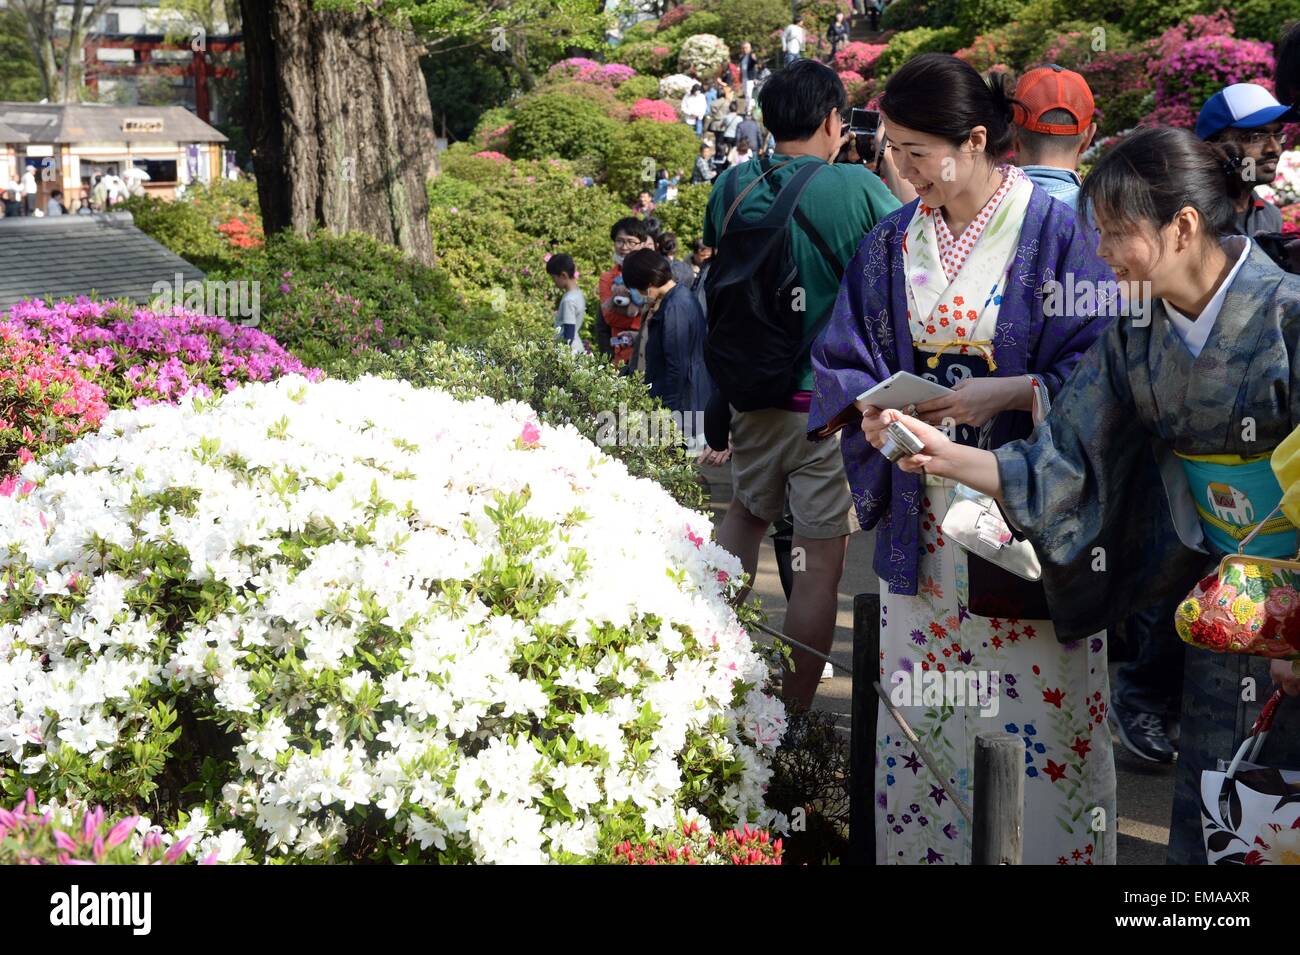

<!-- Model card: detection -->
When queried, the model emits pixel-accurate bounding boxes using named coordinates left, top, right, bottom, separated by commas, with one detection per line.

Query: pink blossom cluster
left=546, top=57, right=637, bottom=87
left=472, top=150, right=511, bottom=162
left=0, top=791, right=214, bottom=865
left=629, top=98, right=680, bottom=123
left=0, top=322, right=109, bottom=471
left=833, top=42, right=886, bottom=75
left=1145, top=13, right=1274, bottom=127
left=4, top=297, right=320, bottom=409
left=837, top=70, right=866, bottom=88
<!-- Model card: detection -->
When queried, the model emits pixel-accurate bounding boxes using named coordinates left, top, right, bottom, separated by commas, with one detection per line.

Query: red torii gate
left=83, top=34, right=242, bottom=124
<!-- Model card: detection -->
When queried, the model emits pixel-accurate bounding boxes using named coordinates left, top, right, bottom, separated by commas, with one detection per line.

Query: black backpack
left=703, top=157, right=845, bottom=411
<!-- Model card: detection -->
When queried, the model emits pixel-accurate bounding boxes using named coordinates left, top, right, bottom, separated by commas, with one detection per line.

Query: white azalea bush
left=658, top=73, right=697, bottom=104
left=677, top=34, right=730, bottom=79
left=0, top=376, right=786, bottom=864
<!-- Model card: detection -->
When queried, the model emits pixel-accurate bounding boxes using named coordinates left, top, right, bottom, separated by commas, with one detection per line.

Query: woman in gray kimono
left=860, top=126, right=1300, bottom=864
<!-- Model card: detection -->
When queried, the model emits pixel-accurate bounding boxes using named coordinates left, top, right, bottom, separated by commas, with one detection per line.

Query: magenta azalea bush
left=834, top=42, right=887, bottom=75
left=0, top=299, right=319, bottom=474
left=546, top=57, right=637, bottom=87
left=630, top=98, right=680, bottom=123
left=472, top=150, right=510, bottom=162
left=1144, top=12, right=1274, bottom=129
left=0, top=792, right=222, bottom=865
left=838, top=69, right=866, bottom=87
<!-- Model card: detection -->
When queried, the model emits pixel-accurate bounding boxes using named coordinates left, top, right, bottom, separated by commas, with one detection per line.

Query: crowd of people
left=0, top=165, right=141, bottom=218
left=543, top=14, right=1300, bottom=865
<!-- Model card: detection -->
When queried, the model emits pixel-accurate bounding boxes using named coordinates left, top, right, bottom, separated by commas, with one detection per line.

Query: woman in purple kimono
left=808, top=54, right=1117, bottom=864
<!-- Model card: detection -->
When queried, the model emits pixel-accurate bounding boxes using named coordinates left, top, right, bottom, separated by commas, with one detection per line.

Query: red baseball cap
left=1013, top=65, right=1095, bottom=135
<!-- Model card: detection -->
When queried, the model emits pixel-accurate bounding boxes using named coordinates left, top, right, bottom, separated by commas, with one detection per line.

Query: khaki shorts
left=729, top=407, right=853, bottom=539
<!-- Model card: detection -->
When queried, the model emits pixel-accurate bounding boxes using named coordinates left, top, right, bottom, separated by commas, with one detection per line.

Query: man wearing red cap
left=1012, top=65, right=1097, bottom=212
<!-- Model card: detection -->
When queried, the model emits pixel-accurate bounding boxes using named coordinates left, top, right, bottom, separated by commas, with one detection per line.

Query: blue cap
left=1196, top=83, right=1293, bottom=140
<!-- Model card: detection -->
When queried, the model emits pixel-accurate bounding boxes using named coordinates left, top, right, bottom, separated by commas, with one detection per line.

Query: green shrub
left=661, top=10, right=724, bottom=41
left=426, top=173, right=487, bottom=211
left=1117, top=0, right=1217, bottom=38
left=470, top=105, right=515, bottom=147
left=533, top=79, right=632, bottom=121
left=614, top=41, right=679, bottom=75
left=324, top=337, right=707, bottom=510
left=953, top=0, right=1024, bottom=42
left=119, top=193, right=237, bottom=273
left=439, top=142, right=514, bottom=183
left=1234, top=0, right=1300, bottom=42
left=711, top=0, right=787, bottom=61
left=508, top=91, right=622, bottom=164
left=605, top=118, right=702, bottom=202
left=876, top=26, right=968, bottom=77
left=218, top=231, right=475, bottom=367
left=654, top=181, right=712, bottom=247
left=615, top=74, right=663, bottom=104
left=881, top=0, right=960, bottom=32
left=427, top=205, right=556, bottom=337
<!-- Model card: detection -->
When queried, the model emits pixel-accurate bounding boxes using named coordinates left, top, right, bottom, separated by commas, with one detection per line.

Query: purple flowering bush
left=1144, top=12, right=1275, bottom=130
left=3, top=298, right=321, bottom=411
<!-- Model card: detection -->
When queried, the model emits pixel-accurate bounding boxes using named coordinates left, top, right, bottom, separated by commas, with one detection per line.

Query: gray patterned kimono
left=993, top=241, right=1300, bottom=863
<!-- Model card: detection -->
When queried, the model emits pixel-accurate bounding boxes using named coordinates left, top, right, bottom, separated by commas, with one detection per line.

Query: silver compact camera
left=880, top=420, right=925, bottom=462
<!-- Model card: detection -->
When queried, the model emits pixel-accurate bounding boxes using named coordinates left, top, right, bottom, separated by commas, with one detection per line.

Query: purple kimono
left=808, top=186, right=1116, bottom=596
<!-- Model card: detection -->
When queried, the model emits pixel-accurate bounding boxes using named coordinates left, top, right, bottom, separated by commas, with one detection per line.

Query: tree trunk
left=239, top=0, right=435, bottom=265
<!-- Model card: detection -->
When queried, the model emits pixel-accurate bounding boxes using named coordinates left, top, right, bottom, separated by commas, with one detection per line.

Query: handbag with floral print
left=1175, top=503, right=1300, bottom=659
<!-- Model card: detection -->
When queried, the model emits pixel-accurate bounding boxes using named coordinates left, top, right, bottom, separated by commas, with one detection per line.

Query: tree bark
left=239, top=0, right=435, bottom=265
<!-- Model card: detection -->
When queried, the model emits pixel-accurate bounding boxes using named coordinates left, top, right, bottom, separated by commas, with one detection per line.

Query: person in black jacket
left=826, top=12, right=850, bottom=61
left=620, top=249, right=712, bottom=430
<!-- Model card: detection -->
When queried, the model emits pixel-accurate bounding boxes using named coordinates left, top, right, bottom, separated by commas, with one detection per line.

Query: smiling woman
left=861, top=126, right=1300, bottom=865
left=807, top=53, right=1120, bottom=866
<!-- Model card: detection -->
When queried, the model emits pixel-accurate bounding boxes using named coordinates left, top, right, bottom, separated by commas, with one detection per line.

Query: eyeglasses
left=1228, top=128, right=1284, bottom=147
left=614, top=237, right=642, bottom=249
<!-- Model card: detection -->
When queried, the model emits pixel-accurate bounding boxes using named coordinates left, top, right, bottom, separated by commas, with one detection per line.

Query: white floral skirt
left=875, top=476, right=1117, bottom=865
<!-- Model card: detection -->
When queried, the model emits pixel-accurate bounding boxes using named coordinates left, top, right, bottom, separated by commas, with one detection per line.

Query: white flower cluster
left=658, top=73, right=697, bottom=105
left=676, top=34, right=731, bottom=78
left=1257, top=149, right=1300, bottom=207
left=0, top=375, right=785, bottom=864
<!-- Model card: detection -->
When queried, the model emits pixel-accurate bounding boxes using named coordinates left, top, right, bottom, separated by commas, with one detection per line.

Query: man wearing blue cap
left=1196, top=82, right=1292, bottom=236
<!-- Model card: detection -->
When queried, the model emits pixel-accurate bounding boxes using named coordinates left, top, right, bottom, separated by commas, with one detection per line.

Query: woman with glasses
left=809, top=54, right=1117, bottom=865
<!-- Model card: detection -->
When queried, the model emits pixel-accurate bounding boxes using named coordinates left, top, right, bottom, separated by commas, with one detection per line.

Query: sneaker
left=821, top=661, right=834, bottom=681
left=1109, top=702, right=1177, bottom=764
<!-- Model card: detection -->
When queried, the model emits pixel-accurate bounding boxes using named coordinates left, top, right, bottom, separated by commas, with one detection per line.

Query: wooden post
left=849, top=592, right=879, bottom=865
left=972, top=732, right=1023, bottom=865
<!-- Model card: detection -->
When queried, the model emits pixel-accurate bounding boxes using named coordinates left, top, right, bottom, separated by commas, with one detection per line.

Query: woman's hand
left=860, top=407, right=952, bottom=474
left=1272, top=659, right=1300, bottom=697
left=914, top=376, right=1030, bottom=428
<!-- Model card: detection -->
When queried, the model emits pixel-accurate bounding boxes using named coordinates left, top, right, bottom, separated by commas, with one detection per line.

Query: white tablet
left=856, top=371, right=953, bottom=410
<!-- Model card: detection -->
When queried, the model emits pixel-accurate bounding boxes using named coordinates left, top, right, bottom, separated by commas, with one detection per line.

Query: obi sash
left=1177, top=452, right=1298, bottom=558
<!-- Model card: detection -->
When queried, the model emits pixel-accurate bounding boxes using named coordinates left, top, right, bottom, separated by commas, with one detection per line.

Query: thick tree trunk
left=239, top=0, right=435, bottom=265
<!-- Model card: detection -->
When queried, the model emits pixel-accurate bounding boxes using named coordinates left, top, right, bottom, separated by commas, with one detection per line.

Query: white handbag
left=1201, top=689, right=1300, bottom=864
left=941, top=482, right=1042, bottom=582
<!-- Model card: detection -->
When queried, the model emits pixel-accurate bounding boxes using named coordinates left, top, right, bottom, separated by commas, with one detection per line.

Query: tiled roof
left=0, top=211, right=206, bottom=310
left=0, top=103, right=227, bottom=145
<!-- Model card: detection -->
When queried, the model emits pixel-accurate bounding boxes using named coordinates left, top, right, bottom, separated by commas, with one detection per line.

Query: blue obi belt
left=1177, top=452, right=1298, bottom=558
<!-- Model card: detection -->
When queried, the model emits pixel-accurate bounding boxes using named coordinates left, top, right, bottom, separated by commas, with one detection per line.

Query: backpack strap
left=720, top=157, right=795, bottom=235
left=793, top=208, right=845, bottom=280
